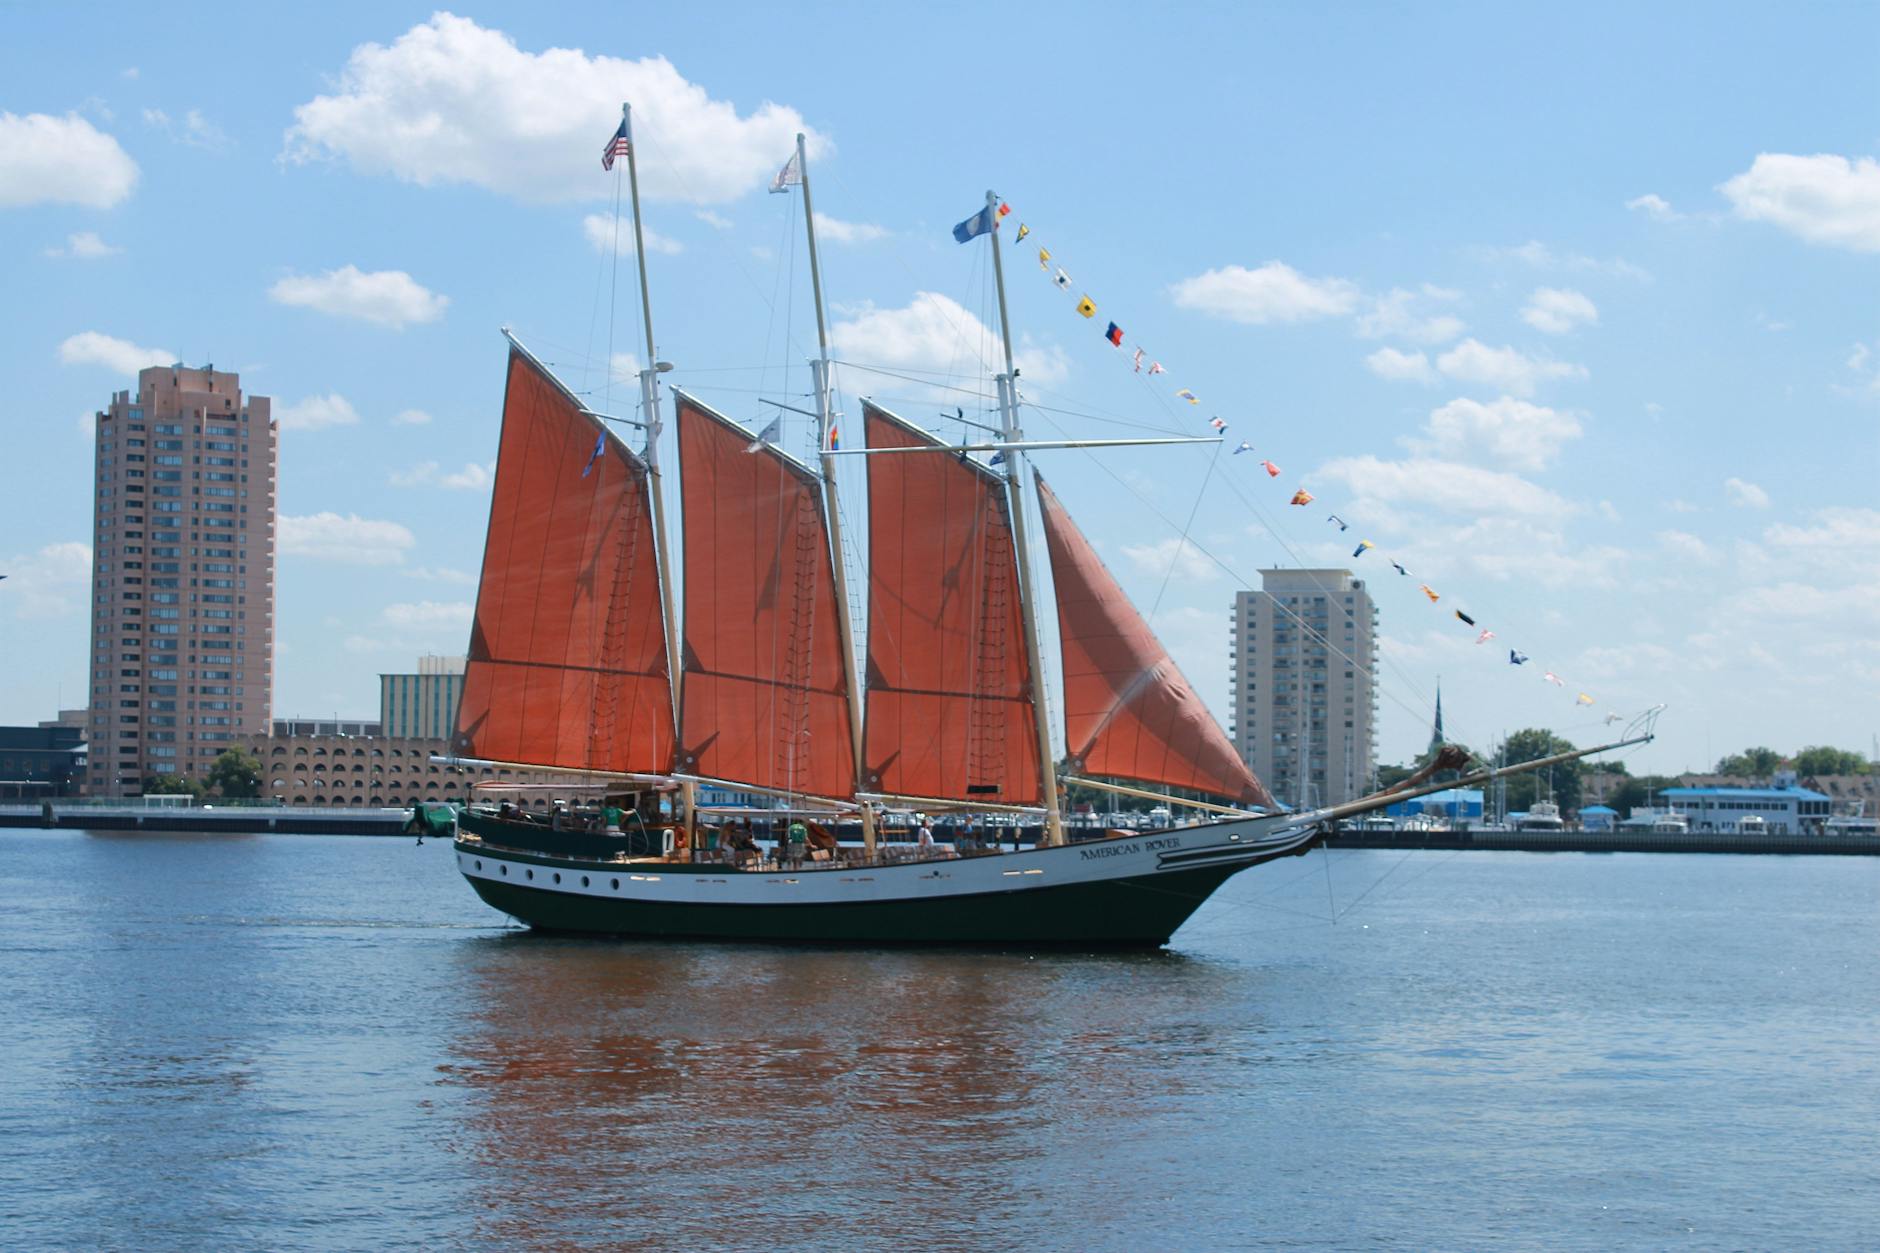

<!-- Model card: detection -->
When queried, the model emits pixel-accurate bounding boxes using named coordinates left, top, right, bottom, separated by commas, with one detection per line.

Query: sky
left=2, top=1, right=1876, bottom=779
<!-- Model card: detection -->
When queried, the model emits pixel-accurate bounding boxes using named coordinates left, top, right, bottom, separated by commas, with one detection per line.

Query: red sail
left=861, top=402, right=1039, bottom=804
left=454, top=348, right=674, bottom=773
left=675, top=396, right=855, bottom=799
left=1036, top=475, right=1275, bottom=809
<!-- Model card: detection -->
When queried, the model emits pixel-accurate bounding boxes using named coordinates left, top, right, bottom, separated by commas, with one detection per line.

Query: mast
left=621, top=101, right=694, bottom=835
left=796, top=132, right=879, bottom=857
left=986, top=189, right=1066, bottom=847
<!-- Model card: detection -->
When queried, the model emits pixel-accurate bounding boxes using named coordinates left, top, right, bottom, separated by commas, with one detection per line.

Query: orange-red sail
left=1036, top=474, right=1275, bottom=809
left=454, top=348, right=674, bottom=773
left=675, top=396, right=854, bottom=799
left=861, top=402, right=1039, bottom=804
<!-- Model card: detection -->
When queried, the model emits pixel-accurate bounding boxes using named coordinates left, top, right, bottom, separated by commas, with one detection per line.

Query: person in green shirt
left=786, top=819, right=809, bottom=867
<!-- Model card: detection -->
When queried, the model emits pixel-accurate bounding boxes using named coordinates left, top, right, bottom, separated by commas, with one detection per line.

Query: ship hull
left=452, top=813, right=1322, bottom=947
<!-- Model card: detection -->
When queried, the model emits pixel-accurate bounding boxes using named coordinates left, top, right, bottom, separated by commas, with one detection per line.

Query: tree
left=1610, top=774, right=1679, bottom=817
left=1497, top=728, right=1583, bottom=812
left=205, top=747, right=264, bottom=798
left=1375, top=762, right=1417, bottom=792
left=141, top=772, right=204, bottom=799
left=1791, top=745, right=1872, bottom=777
left=1714, top=746, right=1782, bottom=778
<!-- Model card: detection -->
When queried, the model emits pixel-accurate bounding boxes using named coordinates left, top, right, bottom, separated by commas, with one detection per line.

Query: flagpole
left=622, top=101, right=694, bottom=838
left=985, top=189, right=1066, bottom=849
left=795, top=133, right=878, bottom=859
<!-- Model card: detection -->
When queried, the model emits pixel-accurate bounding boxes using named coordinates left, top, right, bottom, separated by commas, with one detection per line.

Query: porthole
left=581, top=876, right=590, bottom=887
left=525, top=868, right=534, bottom=880
left=552, top=872, right=561, bottom=884
left=611, top=878, right=620, bottom=890
left=475, top=860, right=483, bottom=871
left=500, top=865, right=508, bottom=876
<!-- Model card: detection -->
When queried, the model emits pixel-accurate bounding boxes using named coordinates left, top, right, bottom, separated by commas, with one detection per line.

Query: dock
left=0, top=802, right=417, bottom=836
left=1328, top=826, right=1880, bottom=856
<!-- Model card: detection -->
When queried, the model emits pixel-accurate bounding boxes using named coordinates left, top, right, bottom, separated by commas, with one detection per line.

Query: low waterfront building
left=1579, top=804, right=1618, bottom=832
left=1659, top=784, right=1833, bottom=835
left=272, top=717, right=382, bottom=737
left=0, top=725, right=87, bottom=798
left=1385, top=787, right=1483, bottom=822
left=240, top=732, right=606, bottom=807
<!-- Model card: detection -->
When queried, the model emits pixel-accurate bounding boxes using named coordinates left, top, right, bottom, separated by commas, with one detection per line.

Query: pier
left=0, top=802, right=415, bottom=836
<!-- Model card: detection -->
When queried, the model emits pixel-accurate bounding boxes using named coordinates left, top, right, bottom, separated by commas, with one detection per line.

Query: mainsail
left=674, top=395, right=855, bottom=799
left=861, top=402, right=1040, bottom=804
left=453, top=347, right=674, bottom=773
left=1036, top=474, right=1276, bottom=809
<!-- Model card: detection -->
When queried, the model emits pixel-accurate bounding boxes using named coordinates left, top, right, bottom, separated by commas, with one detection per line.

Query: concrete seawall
left=0, top=805, right=414, bottom=836
left=1329, top=828, right=1880, bottom=855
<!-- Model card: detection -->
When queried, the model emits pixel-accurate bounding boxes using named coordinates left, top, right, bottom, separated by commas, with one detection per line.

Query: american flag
left=601, top=120, right=630, bottom=171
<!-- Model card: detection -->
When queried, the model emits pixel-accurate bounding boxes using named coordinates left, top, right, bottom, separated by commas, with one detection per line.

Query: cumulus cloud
left=812, top=212, right=888, bottom=244
left=0, top=111, right=139, bottom=208
left=45, top=231, right=120, bottom=260
left=59, top=331, right=173, bottom=375
left=1169, top=261, right=1359, bottom=324
left=1419, top=396, right=1582, bottom=471
left=275, top=394, right=361, bottom=431
left=1521, top=287, right=1598, bottom=335
left=1656, top=530, right=1717, bottom=565
left=1355, top=285, right=1465, bottom=344
left=3, top=541, right=92, bottom=619
left=1364, top=347, right=1437, bottom=384
left=1435, top=338, right=1586, bottom=397
left=268, top=265, right=448, bottom=328
left=1723, top=477, right=1770, bottom=509
left=284, top=13, right=821, bottom=204
left=1316, top=454, right=1573, bottom=521
left=388, top=460, right=493, bottom=489
left=831, top=291, right=1067, bottom=389
left=1626, top=193, right=1682, bottom=222
left=582, top=212, right=681, bottom=255
left=392, top=408, right=433, bottom=425
left=1120, top=537, right=1218, bottom=583
left=382, top=600, right=474, bottom=630
left=1475, top=240, right=1650, bottom=281
left=143, top=107, right=228, bottom=151
left=279, top=512, right=415, bottom=564
left=1719, top=153, right=1880, bottom=253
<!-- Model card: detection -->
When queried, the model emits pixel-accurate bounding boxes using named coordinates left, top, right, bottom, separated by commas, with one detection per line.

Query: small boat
left=1516, top=799, right=1566, bottom=832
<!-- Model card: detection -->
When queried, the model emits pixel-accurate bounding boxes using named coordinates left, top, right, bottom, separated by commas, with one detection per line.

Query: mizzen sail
left=674, top=395, right=855, bottom=799
left=453, top=347, right=674, bottom=774
left=861, top=402, right=1040, bottom=804
left=1036, top=474, right=1275, bottom=809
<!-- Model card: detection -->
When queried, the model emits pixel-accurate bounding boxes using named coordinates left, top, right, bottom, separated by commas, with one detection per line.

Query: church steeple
left=1426, top=681, right=1445, bottom=758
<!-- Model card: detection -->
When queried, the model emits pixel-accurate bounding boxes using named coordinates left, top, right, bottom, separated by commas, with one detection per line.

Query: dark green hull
left=463, top=858, right=1251, bottom=948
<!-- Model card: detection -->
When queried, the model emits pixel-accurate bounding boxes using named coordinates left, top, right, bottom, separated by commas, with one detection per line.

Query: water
left=2, top=830, right=1876, bottom=1250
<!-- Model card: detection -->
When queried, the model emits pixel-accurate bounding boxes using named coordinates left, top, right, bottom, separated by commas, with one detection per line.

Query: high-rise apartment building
left=379, top=654, right=467, bottom=740
left=1229, top=569, right=1378, bottom=807
left=87, top=364, right=276, bottom=795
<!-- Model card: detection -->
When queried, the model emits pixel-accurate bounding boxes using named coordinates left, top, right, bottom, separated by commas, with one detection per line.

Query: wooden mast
left=794, top=132, right=879, bottom=858
left=985, top=189, right=1066, bottom=847
left=620, top=101, right=695, bottom=837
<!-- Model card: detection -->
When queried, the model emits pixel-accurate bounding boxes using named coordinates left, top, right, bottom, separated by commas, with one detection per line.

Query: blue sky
left=3, top=2, right=1876, bottom=776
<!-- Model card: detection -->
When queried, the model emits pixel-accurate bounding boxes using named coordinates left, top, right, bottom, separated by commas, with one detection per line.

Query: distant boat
left=1516, top=799, right=1566, bottom=832
left=441, top=111, right=1645, bottom=946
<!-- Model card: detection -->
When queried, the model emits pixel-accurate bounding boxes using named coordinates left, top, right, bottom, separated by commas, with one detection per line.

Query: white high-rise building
left=1229, top=569, right=1378, bottom=806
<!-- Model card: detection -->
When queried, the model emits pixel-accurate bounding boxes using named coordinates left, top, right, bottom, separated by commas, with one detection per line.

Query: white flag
left=746, top=417, right=781, bottom=452
left=1053, top=267, right=1072, bottom=291
left=769, top=151, right=801, bottom=194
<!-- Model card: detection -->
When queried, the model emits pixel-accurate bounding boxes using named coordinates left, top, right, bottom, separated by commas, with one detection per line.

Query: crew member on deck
left=917, top=814, right=935, bottom=855
left=786, top=818, right=809, bottom=867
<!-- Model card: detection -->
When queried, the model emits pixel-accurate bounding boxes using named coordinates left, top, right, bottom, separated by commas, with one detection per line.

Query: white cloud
left=143, top=107, right=228, bottom=151
left=582, top=212, right=682, bottom=255
left=275, top=394, right=361, bottom=431
left=610, top=352, right=641, bottom=384
left=0, top=111, right=139, bottom=208
left=694, top=209, right=732, bottom=230
left=1364, top=347, right=1437, bottom=384
left=284, top=13, right=820, bottom=204
left=1723, top=477, right=1770, bottom=510
left=392, top=408, right=433, bottom=425
left=1315, top=454, right=1574, bottom=521
left=411, top=565, right=479, bottom=586
left=1521, top=287, right=1598, bottom=335
left=831, top=291, right=1067, bottom=389
left=3, top=541, right=92, bottom=619
left=1355, top=285, right=1465, bottom=344
left=58, top=331, right=173, bottom=375
left=1719, top=153, right=1880, bottom=253
left=388, top=460, right=493, bottom=490
left=382, top=600, right=474, bottom=630
left=812, top=211, right=888, bottom=244
left=1119, top=537, right=1218, bottom=583
left=1842, top=340, right=1880, bottom=400
left=1419, top=396, right=1582, bottom=471
left=45, top=231, right=120, bottom=260
left=1626, top=193, right=1682, bottom=222
left=268, top=265, right=448, bottom=328
left=1435, top=338, right=1586, bottom=397
left=1656, top=530, right=1717, bottom=565
left=1762, top=507, right=1880, bottom=564
left=1169, top=261, right=1359, bottom=324
left=279, top=512, right=415, bottom=564
left=1476, top=240, right=1650, bottom=281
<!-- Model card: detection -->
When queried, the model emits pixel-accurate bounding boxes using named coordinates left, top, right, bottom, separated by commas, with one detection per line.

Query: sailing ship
left=444, top=106, right=1648, bottom=946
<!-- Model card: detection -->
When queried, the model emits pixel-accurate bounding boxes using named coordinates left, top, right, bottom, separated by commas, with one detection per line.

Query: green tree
left=1375, top=762, right=1417, bottom=791
left=1497, top=728, right=1583, bottom=812
left=1714, top=746, right=1782, bottom=777
left=1791, top=745, right=1872, bottom=777
left=141, top=772, right=204, bottom=799
left=1610, top=774, right=1680, bottom=816
left=204, top=747, right=264, bottom=798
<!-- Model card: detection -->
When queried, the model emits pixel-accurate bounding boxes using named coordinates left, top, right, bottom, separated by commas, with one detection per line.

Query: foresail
left=1036, top=474, right=1275, bottom=809
left=861, top=402, right=1040, bottom=804
left=453, top=348, right=674, bottom=774
left=675, top=395, right=855, bottom=800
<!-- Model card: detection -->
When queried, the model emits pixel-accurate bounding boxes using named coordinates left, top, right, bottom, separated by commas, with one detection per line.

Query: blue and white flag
left=989, top=449, right=1006, bottom=465
left=952, top=205, right=995, bottom=243
left=581, top=431, right=606, bottom=477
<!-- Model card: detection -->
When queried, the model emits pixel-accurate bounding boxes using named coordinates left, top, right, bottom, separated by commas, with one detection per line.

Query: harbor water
left=2, top=829, right=1876, bottom=1250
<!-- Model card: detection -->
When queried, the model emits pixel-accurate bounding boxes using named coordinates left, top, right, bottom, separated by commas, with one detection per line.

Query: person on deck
left=786, top=818, right=809, bottom=867
left=916, top=815, right=935, bottom=856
